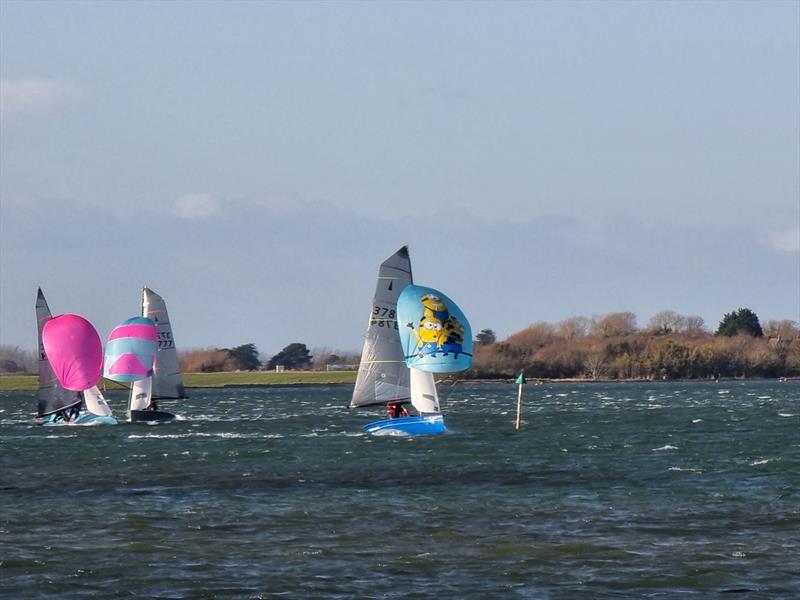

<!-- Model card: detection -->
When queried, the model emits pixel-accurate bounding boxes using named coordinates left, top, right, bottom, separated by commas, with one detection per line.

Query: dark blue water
left=1, top=381, right=798, bottom=599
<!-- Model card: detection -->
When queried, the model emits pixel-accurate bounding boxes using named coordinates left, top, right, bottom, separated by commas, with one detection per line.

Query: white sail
left=351, top=247, right=413, bottom=408
left=128, top=376, right=153, bottom=412
left=410, top=367, right=440, bottom=414
left=83, top=385, right=114, bottom=417
left=142, top=287, right=186, bottom=399
left=35, top=288, right=78, bottom=417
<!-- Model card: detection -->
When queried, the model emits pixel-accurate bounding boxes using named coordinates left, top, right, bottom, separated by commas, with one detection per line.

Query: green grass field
left=0, top=370, right=357, bottom=392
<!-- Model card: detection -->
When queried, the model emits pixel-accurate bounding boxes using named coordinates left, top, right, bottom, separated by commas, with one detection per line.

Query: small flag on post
left=515, top=373, right=526, bottom=430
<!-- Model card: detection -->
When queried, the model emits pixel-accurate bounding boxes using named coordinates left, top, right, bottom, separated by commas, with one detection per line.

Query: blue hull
left=42, top=413, right=118, bottom=426
left=363, top=414, right=446, bottom=436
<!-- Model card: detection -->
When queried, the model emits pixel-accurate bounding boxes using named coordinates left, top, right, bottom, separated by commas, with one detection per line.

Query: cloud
left=173, top=193, right=223, bottom=220
left=0, top=79, right=79, bottom=118
left=765, top=227, right=800, bottom=253
left=2, top=195, right=798, bottom=354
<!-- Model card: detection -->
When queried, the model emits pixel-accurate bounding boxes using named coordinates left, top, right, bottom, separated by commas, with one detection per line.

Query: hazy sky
left=1, top=0, right=798, bottom=357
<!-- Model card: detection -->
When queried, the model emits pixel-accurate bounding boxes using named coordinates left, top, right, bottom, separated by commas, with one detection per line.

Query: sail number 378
left=371, top=306, right=398, bottom=329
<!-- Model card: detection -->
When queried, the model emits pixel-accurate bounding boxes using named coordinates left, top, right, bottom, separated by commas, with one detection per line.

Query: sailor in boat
left=51, top=392, right=84, bottom=424
left=387, top=402, right=409, bottom=419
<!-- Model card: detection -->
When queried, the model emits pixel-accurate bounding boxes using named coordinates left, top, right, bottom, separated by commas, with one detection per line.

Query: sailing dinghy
left=103, top=315, right=168, bottom=422
left=36, top=289, right=117, bottom=426
left=126, top=287, right=185, bottom=421
left=352, top=247, right=469, bottom=436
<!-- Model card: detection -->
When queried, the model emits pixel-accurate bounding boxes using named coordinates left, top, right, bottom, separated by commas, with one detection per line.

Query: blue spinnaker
left=397, top=285, right=472, bottom=373
left=103, top=317, right=158, bottom=383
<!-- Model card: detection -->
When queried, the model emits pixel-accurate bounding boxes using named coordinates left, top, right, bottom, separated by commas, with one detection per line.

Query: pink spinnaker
left=42, top=314, right=103, bottom=391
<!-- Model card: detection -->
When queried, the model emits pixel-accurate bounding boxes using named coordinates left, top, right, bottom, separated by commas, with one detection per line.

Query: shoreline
left=0, top=372, right=794, bottom=392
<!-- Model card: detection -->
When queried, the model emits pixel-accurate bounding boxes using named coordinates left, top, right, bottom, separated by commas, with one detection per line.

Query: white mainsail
left=142, top=287, right=186, bottom=399
left=350, top=246, right=413, bottom=408
left=35, top=288, right=79, bottom=417
left=410, top=367, right=440, bottom=414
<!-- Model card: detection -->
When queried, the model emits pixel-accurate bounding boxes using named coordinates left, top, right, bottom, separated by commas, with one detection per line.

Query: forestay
left=350, top=246, right=413, bottom=408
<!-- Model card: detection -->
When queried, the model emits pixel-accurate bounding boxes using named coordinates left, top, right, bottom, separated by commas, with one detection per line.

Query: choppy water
left=1, top=380, right=798, bottom=599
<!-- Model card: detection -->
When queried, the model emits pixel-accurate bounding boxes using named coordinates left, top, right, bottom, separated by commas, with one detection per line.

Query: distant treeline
left=2, top=309, right=797, bottom=380
left=177, top=344, right=360, bottom=374
left=468, top=310, right=799, bottom=380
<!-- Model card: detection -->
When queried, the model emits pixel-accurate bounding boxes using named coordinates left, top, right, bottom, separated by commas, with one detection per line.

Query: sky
left=1, top=0, right=798, bottom=357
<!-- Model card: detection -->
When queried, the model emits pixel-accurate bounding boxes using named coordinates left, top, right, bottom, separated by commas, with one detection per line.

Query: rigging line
left=438, top=373, right=464, bottom=403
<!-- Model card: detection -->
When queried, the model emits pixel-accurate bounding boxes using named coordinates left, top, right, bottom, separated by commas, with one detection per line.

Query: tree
left=180, top=348, right=237, bottom=372
left=647, top=310, right=682, bottom=335
left=475, top=329, right=497, bottom=346
left=0, top=345, right=36, bottom=373
left=647, top=311, right=707, bottom=335
left=715, top=308, right=764, bottom=337
left=267, top=343, right=313, bottom=370
left=590, top=312, right=637, bottom=338
left=228, top=343, right=262, bottom=371
left=763, top=320, right=800, bottom=340
left=556, top=316, right=589, bottom=340
left=682, top=315, right=706, bottom=334
left=323, top=354, right=341, bottom=365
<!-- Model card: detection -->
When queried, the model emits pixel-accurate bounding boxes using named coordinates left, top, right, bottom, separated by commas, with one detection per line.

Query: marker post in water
left=515, top=373, right=526, bottom=430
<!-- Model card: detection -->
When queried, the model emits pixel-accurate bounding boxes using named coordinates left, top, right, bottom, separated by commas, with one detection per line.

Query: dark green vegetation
left=715, top=308, right=764, bottom=337
left=267, top=342, right=313, bottom=370
left=228, top=343, right=262, bottom=371
left=475, top=328, right=497, bottom=345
